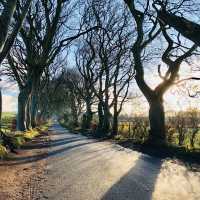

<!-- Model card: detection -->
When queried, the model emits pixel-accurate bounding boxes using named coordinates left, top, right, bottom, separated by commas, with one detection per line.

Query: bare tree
left=80, top=0, right=134, bottom=137
left=188, top=109, right=199, bottom=148
left=75, top=36, right=97, bottom=130
left=0, top=0, right=32, bottom=64
left=5, top=0, right=98, bottom=131
left=153, top=0, right=200, bottom=47
left=124, top=0, right=197, bottom=144
left=0, top=0, right=32, bottom=129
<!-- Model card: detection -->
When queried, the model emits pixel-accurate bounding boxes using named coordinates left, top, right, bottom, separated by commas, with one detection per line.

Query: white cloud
left=0, top=78, right=18, bottom=112
left=2, top=94, right=17, bottom=112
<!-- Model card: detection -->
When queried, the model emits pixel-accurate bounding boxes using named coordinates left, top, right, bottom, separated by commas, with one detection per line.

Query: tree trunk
left=148, top=98, right=166, bottom=144
left=190, top=130, right=198, bottom=148
left=102, top=102, right=111, bottom=135
left=96, top=102, right=104, bottom=136
left=30, top=93, right=37, bottom=128
left=82, top=101, right=93, bottom=130
left=157, top=10, right=200, bottom=47
left=71, top=97, right=79, bottom=128
left=30, top=77, right=39, bottom=128
left=112, top=113, right=118, bottom=137
left=17, top=87, right=31, bottom=131
left=0, top=0, right=17, bottom=52
left=0, top=88, right=2, bottom=130
left=25, top=96, right=31, bottom=130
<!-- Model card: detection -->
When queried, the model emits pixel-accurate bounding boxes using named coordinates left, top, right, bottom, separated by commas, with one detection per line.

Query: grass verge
left=0, top=122, right=51, bottom=158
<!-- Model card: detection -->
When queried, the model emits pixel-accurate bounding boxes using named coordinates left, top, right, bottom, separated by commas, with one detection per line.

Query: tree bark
left=0, top=88, right=2, bottom=130
left=102, top=104, right=111, bottom=135
left=71, top=97, right=79, bottom=128
left=148, top=98, right=166, bottom=144
left=25, top=96, right=31, bottom=130
left=0, top=0, right=17, bottom=51
left=96, top=102, right=104, bottom=136
left=190, top=130, right=198, bottom=148
left=157, top=10, right=200, bottom=47
left=82, top=101, right=93, bottom=130
left=30, top=93, right=37, bottom=128
left=0, top=0, right=32, bottom=65
left=112, top=112, right=118, bottom=137
left=30, top=76, right=39, bottom=128
left=17, top=91, right=27, bottom=131
left=17, top=86, right=31, bottom=131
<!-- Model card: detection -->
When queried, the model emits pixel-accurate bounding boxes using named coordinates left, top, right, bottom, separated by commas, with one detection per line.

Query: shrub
left=24, top=129, right=40, bottom=140
left=0, top=144, right=8, bottom=158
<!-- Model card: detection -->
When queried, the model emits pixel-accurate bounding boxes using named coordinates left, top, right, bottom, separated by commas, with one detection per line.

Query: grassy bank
left=0, top=113, right=51, bottom=158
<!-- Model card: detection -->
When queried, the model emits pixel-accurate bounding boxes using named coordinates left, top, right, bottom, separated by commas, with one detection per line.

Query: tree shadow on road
left=22, top=137, right=84, bottom=150
left=0, top=133, right=99, bottom=166
left=101, top=154, right=163, bottom=200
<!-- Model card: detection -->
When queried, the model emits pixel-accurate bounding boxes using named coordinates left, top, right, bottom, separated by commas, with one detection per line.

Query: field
left=1, top=112, right=16, bottom=133
left=117, top=116, right=200, bottom=150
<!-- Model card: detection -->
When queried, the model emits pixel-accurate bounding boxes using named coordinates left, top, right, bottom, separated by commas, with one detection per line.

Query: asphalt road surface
left=37, top=124, right=200, bottom=200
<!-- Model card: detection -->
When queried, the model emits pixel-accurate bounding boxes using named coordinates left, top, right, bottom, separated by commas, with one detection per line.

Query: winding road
left=29, top=123, right=199, bottom=200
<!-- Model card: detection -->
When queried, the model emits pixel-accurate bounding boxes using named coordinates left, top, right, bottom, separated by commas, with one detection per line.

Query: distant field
left=1, top=112, right=16, bottom=132
left=2, top=112, right=16, bottom=118
left=118, top=121, right=200, bottom=150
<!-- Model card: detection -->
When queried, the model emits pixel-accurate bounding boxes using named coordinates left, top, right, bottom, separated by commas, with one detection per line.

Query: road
left=32, top=124, right=200, bottom=200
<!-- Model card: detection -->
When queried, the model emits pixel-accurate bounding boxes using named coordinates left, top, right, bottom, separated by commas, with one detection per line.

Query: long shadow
left=0, top=123, right=98, bottom=166
left=0, top=140, right=98, bottom=166
left=22, top=137, right=85, bottom=150
left=101, top=154, right=163, bottom=200
left=47, top=131, right=75, bottom=136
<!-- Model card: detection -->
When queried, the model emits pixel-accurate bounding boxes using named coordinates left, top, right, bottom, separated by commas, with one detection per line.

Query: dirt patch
left=0, top=132, right=49, bottom=200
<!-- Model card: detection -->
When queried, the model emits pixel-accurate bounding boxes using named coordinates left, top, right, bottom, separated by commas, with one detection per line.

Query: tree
left=6, top=0, right=98, bottom=131
left=154, top=0, right=200, bottom=47
left=44, top=69, right=84, bottom=128
left=0, top=78, right=2, bottom=130
left=0, top=0, right=32, bottom=131
left=75, top=37, right=97, bottom=130
left=124, top=0, right=197, bottom=145
left=0, top=0, right=32, bottom=64
left=81, top=0, right=134, bottom=136
left=187, top=109, right=199, bottom=148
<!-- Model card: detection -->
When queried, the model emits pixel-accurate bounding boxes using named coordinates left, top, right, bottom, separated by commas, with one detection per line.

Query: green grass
left=0, top=120, right=50, bottom=158
left=0, top=144, right=7, bottom=158
left=1, top=112, right=16, bottom=133
left=2, top=112, right=16, bottom=118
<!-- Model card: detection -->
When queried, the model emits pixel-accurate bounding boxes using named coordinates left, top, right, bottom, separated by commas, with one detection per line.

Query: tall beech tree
left=0, top=0, right=32, bottom=130
left=124, top=0, right=197, bottom=144
left=75, top=37, right=97, bottom=130
left=82, top=0, right=134, bottom=136
left=0, top=0, right=32, bottom=64
left=7, top=0, right=98, bottom=131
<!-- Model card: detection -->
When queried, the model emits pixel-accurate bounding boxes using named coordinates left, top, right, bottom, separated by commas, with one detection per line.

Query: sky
left=2, top=65, right=200, bottom=115
left=1, top=79, right=18, bottom=113
left=1, top=0, right=200, bottom=115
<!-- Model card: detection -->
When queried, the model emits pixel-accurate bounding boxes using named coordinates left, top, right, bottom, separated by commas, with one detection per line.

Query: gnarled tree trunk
left=82, top=101, right=93, bottom=130
left=112, top=112, right=118, bottom=137
left=0, top=88, right=2, bottom=130
left=25, top=96, right=31, bottom=130
left=0, top=0, right=17, bottom=51
left=17, top=85, right=31, bottom=131
left=157, top=9, right=200, bottom=47
left=17, top=90, right=28, bottom=131
left=148, top=98, right=166, bottom=144
left=96, top=102, right=104, bottom=136
left=30, top=76, right=39, bottom=128
left=102, top=105, right=111, bottom=134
